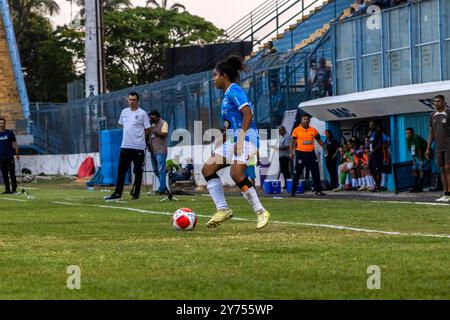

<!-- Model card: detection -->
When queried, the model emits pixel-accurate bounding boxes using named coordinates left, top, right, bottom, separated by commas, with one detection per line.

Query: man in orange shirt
left=290, top=114, right=325, bottom=196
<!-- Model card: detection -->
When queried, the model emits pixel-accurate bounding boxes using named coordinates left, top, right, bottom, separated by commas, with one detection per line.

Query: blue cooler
left=286, top=179, right=305, bottom=194
left=263, top=180, right=282, bottom=194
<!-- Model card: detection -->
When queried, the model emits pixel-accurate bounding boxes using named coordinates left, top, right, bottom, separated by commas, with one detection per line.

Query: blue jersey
left=221, top=83, right=259, bottom=146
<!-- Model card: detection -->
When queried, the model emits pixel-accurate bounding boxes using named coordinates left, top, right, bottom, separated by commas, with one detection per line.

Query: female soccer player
left=201, top=56, right=270, bottom=230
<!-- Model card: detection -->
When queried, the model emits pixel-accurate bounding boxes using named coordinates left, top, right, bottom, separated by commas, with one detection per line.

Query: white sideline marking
left=52, top=201, right=450, bottom=240
left=283, top=197, right=450, bottom=207
left=0, top=198, right=26, bottom=202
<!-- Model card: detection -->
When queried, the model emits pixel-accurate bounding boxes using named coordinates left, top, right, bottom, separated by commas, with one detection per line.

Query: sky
left=51, top=0, right=272, bottom=30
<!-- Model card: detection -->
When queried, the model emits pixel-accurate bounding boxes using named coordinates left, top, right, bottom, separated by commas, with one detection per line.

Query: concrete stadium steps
left=0, top=13, right=23, bottom=131
left=248, top=0, right=354, bottom=58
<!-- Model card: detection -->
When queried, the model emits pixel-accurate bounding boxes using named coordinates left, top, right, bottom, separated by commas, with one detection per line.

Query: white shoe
left=435, top=195, right=450, bottom=203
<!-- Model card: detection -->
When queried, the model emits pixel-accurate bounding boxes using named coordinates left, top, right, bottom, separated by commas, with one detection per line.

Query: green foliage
left=146, top=0, right=185, bottom=12
left=104, top=7, right=223, bottom=90
left=8, top=0, right=60, bottom=41
left=17, top=13, right=77, bottom=102
left=61, top=7, right=223, bottom=91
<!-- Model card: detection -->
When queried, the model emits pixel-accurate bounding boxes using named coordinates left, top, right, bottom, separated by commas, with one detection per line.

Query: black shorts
left=369, top=155, right=383, bottom=173
left=436, top=150, right=450, bottom=167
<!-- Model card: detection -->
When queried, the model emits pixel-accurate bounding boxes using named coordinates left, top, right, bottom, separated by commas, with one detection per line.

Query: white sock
left=207, top=178, right=229, bottom=211
left=361, top=177, right=367, bottom=187
left=242, top=187, right=264, bottom=213
left=381, top=173, right=386, bottom=187
left=352, top=179, right=359, bottom=188
left=358, top=178, right=364, bottom=186
left=367, top=176, right=375, bottom=187
left=345, top=175, right=351, bottom=185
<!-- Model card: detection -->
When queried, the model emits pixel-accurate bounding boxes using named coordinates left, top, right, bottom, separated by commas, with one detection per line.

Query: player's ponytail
left=215, top=55, right=246, bottom=83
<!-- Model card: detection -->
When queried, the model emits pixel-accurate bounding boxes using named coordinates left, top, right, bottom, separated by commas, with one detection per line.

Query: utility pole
left=85, top=0, right=106, bottom=152
left=85, top=0, right=106, bottom=98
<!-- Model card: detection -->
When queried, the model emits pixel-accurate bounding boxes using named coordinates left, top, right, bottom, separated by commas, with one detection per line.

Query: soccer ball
left=172, top=208, right=197, bottom=231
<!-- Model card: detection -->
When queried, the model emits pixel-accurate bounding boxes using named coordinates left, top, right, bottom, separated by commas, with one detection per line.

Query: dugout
left=299, top=80, right=450, bottom=192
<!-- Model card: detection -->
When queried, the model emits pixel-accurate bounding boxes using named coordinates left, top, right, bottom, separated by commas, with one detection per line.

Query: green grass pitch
left=0, top=180, right=449, bottom=299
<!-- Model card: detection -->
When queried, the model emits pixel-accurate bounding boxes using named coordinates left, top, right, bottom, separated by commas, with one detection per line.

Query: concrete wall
left=19, top=140, right=283, bottom=187
left=20, top=153, right=101, bottom=176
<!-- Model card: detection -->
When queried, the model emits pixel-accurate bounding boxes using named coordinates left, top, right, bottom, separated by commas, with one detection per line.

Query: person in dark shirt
left=324, top=130, right=341, bottom=189
left=368, top=120, right=384, bottom=192
left=406, top=128, right=428, bottom=193
left=426, top=95, right=450, bottom=203
left=0, top=117, right=20, bottom=194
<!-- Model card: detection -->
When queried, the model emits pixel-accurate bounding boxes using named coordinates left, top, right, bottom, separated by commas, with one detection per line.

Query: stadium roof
left=299, top=80, right=450, bottom=121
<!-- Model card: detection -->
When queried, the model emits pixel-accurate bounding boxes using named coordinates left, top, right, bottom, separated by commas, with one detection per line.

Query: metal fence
left=29, top=33, right=332, bottom=155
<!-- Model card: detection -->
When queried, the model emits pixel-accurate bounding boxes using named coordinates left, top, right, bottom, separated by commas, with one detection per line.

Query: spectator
left=425, top=95, right=450, bottom=203
left=354, top=0, right=368, bottom=16
left=104, top=92, right=151, bottom=201
left=309, top=59, right=319, bottom=98
left=148, top=110, right=170, bottom=195
left=324, top=130, right=341, bottom=189
left=290, top=114, right=325, bottom=197
left=262, top=41, right=277, bottom=58
left=406, top=128, right=428, bottom=193
left=0, top=117, right=19, bottom=195
left=276, top=125, right=291, bottom=190
left=317, top=58, right=331, bottom=98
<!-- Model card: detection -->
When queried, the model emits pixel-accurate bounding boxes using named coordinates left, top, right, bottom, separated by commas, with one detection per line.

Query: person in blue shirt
left=201, top=55, right=270, bottom=230
left=0, top=117, right=20, bottom=194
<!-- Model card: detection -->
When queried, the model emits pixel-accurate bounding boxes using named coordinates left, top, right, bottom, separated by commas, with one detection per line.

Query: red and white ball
left=172, top=208, right=198, bottom=231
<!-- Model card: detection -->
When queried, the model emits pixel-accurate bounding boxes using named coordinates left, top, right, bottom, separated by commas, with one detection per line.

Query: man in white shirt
left=105, top=92, right=151, bottom=201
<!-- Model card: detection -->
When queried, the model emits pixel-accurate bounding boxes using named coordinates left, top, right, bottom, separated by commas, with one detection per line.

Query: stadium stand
left=0, top=13, right=23, bottom=132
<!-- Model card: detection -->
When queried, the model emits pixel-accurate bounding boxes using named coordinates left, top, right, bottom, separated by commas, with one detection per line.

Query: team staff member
left=406, top=128, right=428, bottom=193
left=148, top=110, right=169, bottom=195
left=368, top=120, right=384, bottom=192
left=104, top=92, right=151, bottom=201
left=276, top=125, right=291, bottom=190
left=426, top=95, right=450, bottom=203
left=0, top=117, right=19, bottom=194
left=290, top=114, right=325, bottom=197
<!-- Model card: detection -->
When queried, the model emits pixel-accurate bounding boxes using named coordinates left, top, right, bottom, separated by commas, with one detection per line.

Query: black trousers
left=279, top=156, right=291, bottom=188
left=292, top=151, right=322, bottom=195
left=114, top=148, right=145, bottom=197
left=0, top=158, right=17, bottom=192
left=325, top=156, right=338, bottom=189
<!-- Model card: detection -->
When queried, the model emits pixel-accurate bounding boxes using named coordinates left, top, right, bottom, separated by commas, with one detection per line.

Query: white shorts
left=214, top=141, right=258, bottom=165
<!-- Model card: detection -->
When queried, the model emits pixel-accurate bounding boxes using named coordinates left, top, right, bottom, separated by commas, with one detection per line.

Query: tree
left=8, top=0, right=60, bottom=41
left=18, top=13, right=77, bottom=102
left=104, top=8, right=222, bottom=89
left=59, top=7, right=223, bottom=91
left=74, top=0, right=133, bottom=16
left=146, top=0, right=185, bottom=12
